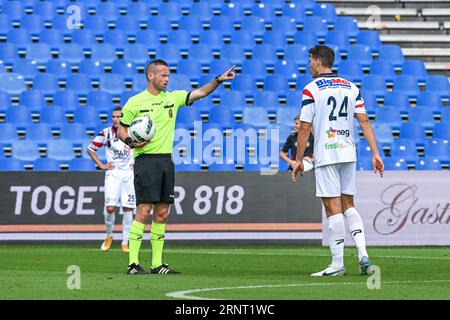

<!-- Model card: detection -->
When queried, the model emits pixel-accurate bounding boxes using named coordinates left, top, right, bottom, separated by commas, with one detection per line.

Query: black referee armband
left=215, top=75, right=223, bottom=84
left=125, top=137, right=134, bottom=149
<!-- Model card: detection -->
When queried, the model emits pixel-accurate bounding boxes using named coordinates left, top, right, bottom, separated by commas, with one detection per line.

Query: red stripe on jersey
left=92, top=141, right=103, bottom=147
left=356, top=104, right=364, bottom=109
left=303, top=89, right=314, bottom=100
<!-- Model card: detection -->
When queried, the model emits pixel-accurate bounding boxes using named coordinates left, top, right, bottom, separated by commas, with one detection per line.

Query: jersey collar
left=318, top=73, right=337, bottom=78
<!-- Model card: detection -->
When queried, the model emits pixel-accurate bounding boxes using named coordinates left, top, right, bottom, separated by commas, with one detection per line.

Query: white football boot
left=311, top=265, right=346, bottom=277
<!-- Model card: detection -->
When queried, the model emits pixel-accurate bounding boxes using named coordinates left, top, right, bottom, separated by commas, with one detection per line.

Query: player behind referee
left=118, top=60, right=236, bottom=275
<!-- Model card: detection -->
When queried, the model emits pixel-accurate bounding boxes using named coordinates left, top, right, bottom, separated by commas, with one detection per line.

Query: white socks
left=344, top=207, right=368, bottom=261
left=121, top=209, right=133, bottom=245
left=104, top=209, right=115, bottom=236
left=327, top=213, right=345, bottom=270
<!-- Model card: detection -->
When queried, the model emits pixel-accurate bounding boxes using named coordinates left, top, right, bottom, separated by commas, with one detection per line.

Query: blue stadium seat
left=221, top=44, right=246, bottom=66
left=433, top=123, right=450, bottom=140
left=58, top=42, right=86, bottom=64
left=357, top=30, right=381, bottom=53
left=243, top=107, right=269, bottom=127
left=252, top=44, right=277, bottom=66
left=91, top=43, right=117, bottom=65
left=347, top=45, right=373, bottom=69
left=177, top=59, right=202, bottom=82
left=415, top=157, right=442, bottom=170
left=132, top=74, right=147, bottom=92
left=286, top=91, right=301, bottom=108
left=303, top=16, right=328, bottom=39
left=402, top=60, right=428, bottom=84
left=192, top=96, right=214, bottom=115
left=208, top=58, right=232, bottom=75
left=394, top=75, right=420, bottom=99
left=0, top=14, right=10, bottom=35
left=334, top=16, right=359, bottom=39
left=11, top=59, right=38, bottom=79
left=33, top=74, right=59, bottom=95
left=230, top=30, right=255, bottom=52
left=251, top=3, right=275, bottom=22
left=263, top=31, right=286, bottom=49
left=167, top=30, right=192, bottom=52
left=325, top=30, right=350, bottom=54
left=12, top=140, right=40, bottom=161
left=156, top=44, right=180, bottom=67
left=220, top=3, right=244, bottom=23
left=221, top=91, right=246, bottom=112
left=408, top=107, right=435, bottom=130
left=135, top=30, right=160, bottom=50
left=293, top=31, right=317, bottom=48
left=399, top=123, right=427, bottom=145
left=147, top=16, right=172, bottom=38
left=210, top=16, right=235, bottom=38
left=39, top=29, right=64, bottom=49
left=284, top=44, right=309, bottom=68
left=79, top=60, right=104, bottom=81
left=0, top=159, right=24, bottom=171
left=282, top=3, right=305, bottom=23
left=274, top=60, right=298, bottom=81
left=361, top=75, right=387, bottom=99
left=115, top=16, right=140, bottom=37
left=276, top=107, right=299, bottom=126
left=178, top=15, right=204, bottom=37
left=357, top=139, right=383, bottom=158
left=66, top=74, right=92, bottom=96
left=391, top=139, right=417, bottom=163
left=2, top=1, right=23, bottom=21
left=264, top=75, right=288, bottom=93
left=99, top=73, right=124, bottom=95
left=7, top=29, right=30, bottom=49
left=84, top=15, right=108, bottom=35
left=60, top=123, right=88, bottom=144
left=46, top=139, right=74, bottom=161
left=313, top=3, right=337, bottom=25
left=20, top=90, right=45, bottom=110
left=25, top=43, right=51, bottom=64
left=384, top=157, right=408, bottom=170
left=74, top=107, right=100, bottom=128
left=177, top=107, right=202, bottom=125
left=126, top=2, right=149, bottom=22
left=26, top=123, right=53, bottom=143
left=296, top=74, right=314, bottom=91
left=71, top=29, right=95, bottom=48
left=189, top=2, right=213, bottom=18
left=254, top=91, right=279, bottom=113
left=21, top=14, right=44, bottom=34
left=69, top=158, right=97, bottom=171
left=156, top=2, right=182, bottom=22
left=40, top=106, right=67, bottom=126
left=6, top=106, right=31, bottom=125
left=120, top=90, right=138, bottom=107
left=426, top=75, right=450, bottom=100
left=1, top=73, right=27, bottom=95
left=51, top=15, right=76, bottom=33
left=103, top=29, right=127, bottom=49
left=369, top=60, right=396, bottom=84
left=33, top=158, right=61, bottom=171
left=34, top=1, right=55, bottom=20
left=209, top=107, right=235, bottom=127
left=111, top=60, right=136, bottom=80
left=0, top=123, right=19, bottom=144
left=167, top=74, right=191, bottom=91
left=0, top=43, right=18, bottom=62
left=375, top=107, right=402, bottom=129
left=424, top=139, right=450, bottom=162
left=207, top=163, right=236, bottom=171
left=88, top=91, right=112, bottom=109
left=199, top=30, right=223, bottom=52
left=231, top=75, right=257, bottom=93
left=379, top=45, right=405, bottom=68
left=417, top=91, right=443, bottom=113
left=383, top=91, right=410, bottom=113
left=123, top=43, right=149, bottom=66
left=44, top=61, right=69, bottom=83
left=356, top=157, right=373, bottom=171
left=272, top=16, right=297, bottom=38
left=189, top=44, right=213, bottom=66
left=95, top=2, right=119, bottom=22
left=338, top=60, right=363, bottom=83
left=175, top=163, right=202, bottom=171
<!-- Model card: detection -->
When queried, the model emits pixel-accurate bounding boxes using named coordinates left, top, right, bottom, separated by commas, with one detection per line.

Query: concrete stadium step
left=380, top=34, right=450, bottom=47
left=357, top=21, right=443, bottom=35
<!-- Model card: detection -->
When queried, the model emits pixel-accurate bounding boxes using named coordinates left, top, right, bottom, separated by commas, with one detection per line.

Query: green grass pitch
left=0, top=244, right=449, bottom=300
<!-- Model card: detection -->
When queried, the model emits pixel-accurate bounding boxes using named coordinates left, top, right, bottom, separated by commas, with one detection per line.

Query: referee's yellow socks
left=150, top=222, right=166, bottom=268
left=128, top=220, right=145, bottom=266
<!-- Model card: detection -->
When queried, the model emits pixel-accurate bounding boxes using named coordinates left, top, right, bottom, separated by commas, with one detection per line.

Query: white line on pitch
left=166, top=279, right=450, bottom=300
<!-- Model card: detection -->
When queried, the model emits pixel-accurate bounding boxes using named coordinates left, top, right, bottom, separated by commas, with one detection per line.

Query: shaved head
left=146, top=59, right=169, bottom=81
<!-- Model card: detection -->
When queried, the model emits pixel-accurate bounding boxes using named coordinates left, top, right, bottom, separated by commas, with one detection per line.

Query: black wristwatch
left=124, top=137, right=134, bottom=149
left=215, top=75, right=223, bottom=84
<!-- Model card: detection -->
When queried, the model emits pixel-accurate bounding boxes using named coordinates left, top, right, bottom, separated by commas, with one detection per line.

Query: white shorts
left=104, top=170, right=136, bottom=208
left=314, top=162, right=356, bottom=198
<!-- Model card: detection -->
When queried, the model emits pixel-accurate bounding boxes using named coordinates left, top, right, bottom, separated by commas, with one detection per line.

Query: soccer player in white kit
left=87, top=107, right=136, bottom=253
left=292, top=45, right=384, bottom=276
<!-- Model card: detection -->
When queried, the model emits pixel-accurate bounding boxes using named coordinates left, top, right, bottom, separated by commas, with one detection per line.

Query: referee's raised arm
left=187, top=65, right=236, bottom=105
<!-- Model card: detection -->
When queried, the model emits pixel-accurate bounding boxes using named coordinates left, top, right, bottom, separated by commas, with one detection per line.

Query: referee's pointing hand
left=218, top=65, right=237, bottom=82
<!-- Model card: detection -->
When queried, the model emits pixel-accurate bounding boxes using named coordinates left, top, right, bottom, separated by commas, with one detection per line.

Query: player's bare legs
left=311, top=197, right=346, bottom=276
left=341, top=194, right=371, bottom=274
left=101, top=205, right=116, bottom=251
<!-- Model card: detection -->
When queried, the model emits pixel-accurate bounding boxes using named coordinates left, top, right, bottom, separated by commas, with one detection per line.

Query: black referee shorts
left=134, top=154, right=175, bottom=205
